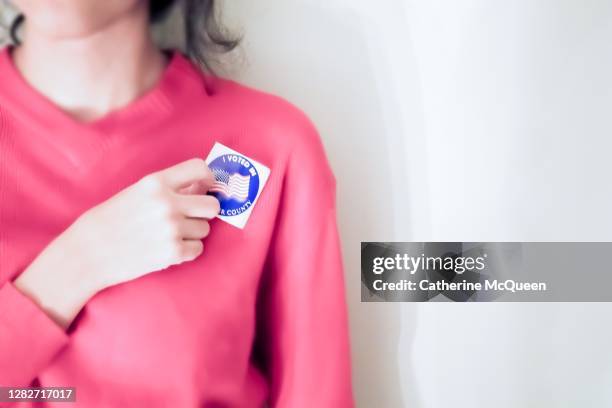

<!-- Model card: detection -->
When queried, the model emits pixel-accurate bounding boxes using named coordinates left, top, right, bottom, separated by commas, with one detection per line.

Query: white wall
left=225, top=1, right=612, bottom=407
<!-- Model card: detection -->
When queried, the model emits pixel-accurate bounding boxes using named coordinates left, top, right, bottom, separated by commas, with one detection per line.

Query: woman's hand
left=14, top=159, right=220, bottom=329
left=72, top=158, right=220, bottom=287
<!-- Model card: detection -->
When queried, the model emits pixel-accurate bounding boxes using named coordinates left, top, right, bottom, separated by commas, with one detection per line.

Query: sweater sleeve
left=0, top=281, right=69, bottom=386
left=256, top=120, right=354, bottom=407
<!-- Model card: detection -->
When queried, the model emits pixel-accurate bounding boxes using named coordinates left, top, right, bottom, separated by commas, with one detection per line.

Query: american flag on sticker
left=210, top=168, right=251, bottom=202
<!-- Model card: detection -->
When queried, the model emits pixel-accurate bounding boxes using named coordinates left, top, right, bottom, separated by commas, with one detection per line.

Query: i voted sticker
left=205, top=142, right=270, bottom=229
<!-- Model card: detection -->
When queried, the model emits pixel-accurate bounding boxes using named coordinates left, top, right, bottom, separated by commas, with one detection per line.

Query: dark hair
left=10, top=0, right=239, bottom=73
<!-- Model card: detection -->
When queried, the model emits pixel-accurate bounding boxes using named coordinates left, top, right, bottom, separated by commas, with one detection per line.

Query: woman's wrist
left=14, top=223, right=105, bottom=329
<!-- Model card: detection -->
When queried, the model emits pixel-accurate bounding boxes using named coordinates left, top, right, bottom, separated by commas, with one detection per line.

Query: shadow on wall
left=223, top=2, right=421, bottom=407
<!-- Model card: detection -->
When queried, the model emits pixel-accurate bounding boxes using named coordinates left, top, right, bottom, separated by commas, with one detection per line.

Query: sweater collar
left=0, top=46, right=209, bottom=138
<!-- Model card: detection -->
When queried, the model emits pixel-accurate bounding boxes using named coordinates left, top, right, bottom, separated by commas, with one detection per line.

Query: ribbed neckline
left=0, top=46, right=208, bottom=138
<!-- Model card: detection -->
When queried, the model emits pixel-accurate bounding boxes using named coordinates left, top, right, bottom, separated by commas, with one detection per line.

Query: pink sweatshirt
left=0, top=48, right=353, bottom=407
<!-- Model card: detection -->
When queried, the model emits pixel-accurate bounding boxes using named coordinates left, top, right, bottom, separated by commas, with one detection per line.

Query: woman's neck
left=12, top=6, right=167, bottom=122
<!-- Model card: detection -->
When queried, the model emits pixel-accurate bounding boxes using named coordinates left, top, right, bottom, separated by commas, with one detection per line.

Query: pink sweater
left=0, top=48, right=353, bottom=407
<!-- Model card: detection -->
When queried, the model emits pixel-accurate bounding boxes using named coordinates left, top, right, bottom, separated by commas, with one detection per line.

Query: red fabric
left=0, top=47, right=353, bottom=407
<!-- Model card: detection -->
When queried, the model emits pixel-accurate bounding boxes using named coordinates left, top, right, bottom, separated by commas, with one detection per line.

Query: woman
left=0, top=1, right=353, bottom=406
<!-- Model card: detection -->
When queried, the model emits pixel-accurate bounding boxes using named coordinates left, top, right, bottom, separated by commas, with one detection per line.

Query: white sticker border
left=205, top=142, right=270, bottom=229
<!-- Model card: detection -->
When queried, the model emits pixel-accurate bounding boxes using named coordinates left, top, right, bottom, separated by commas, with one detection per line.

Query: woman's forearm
left=14, top=228, right=102, bottom=329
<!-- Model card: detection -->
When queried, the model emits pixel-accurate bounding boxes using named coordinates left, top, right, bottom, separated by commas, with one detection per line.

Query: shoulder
left=208, top=77, right=323, bottom=153
left=206, top=77, right=334, bottom=184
